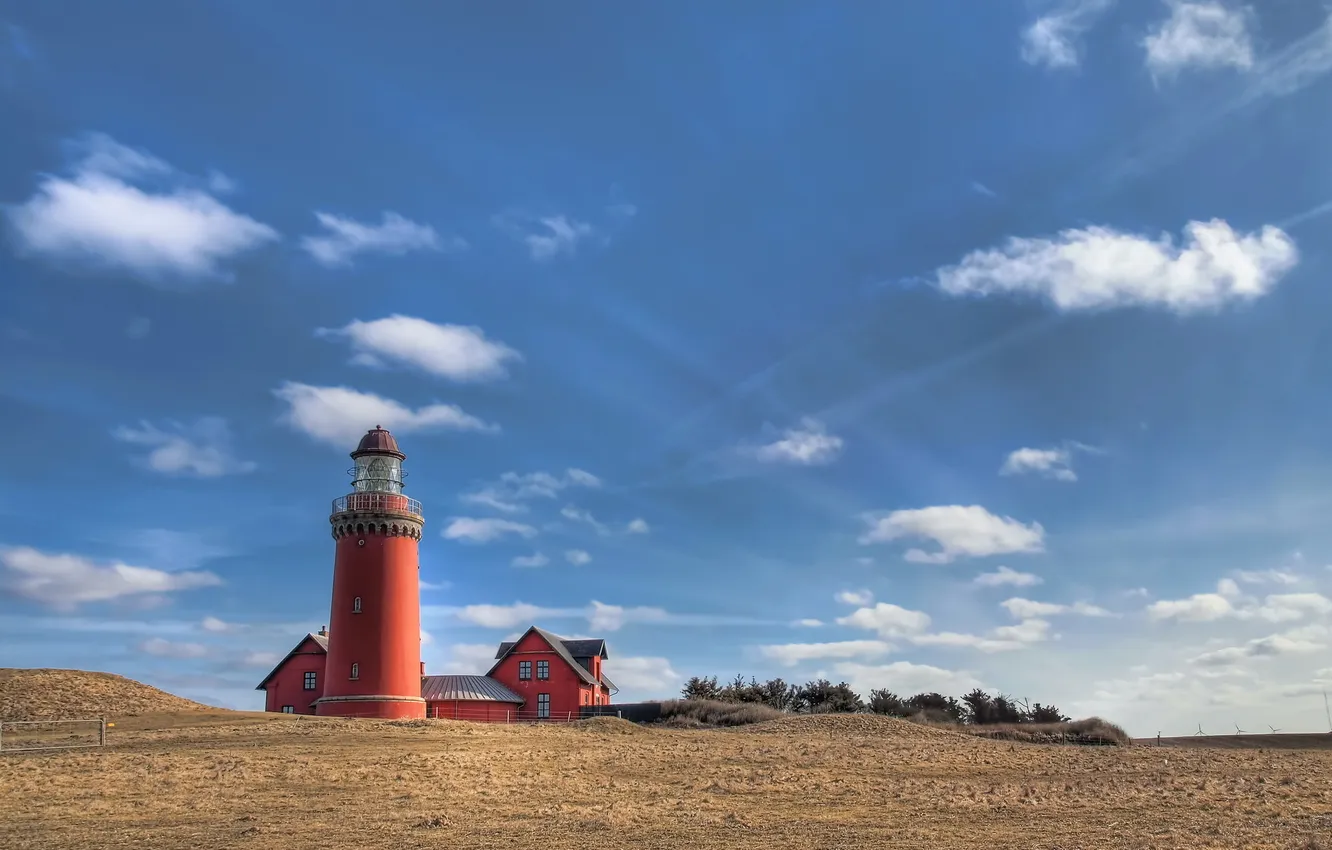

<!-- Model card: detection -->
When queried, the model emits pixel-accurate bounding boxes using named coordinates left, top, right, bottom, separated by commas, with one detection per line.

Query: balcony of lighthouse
left=331, top=492, right=423, bottom=518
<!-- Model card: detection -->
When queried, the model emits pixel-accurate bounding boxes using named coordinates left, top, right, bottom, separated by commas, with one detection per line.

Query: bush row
left=680, top=675, right=1071, bottom=725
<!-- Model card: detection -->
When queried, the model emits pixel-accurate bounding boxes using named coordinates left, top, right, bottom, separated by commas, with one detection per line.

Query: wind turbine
left=1194, top=723, right=1205, bottom=736
left=1268, top=725, right=1282, bottom=734
left=1234, top=723, right=1247, bottom=735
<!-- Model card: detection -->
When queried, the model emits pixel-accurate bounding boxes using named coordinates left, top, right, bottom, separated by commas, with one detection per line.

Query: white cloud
left=454, top=602, right=552, bottom=629
left=910, top=619, right=1053, bottom=653
left=1000, top=447, right=1076, bottom=481
left=833, top=661, right=985, bottom=699
left=859, top=505, right=1045, bottom=564
left=759, top=640, right=894, bottom=667
left=200, top=616, right=232, bottom=633
left=934, top=219, right=1298, bottom=314
left=1143, top=1, right=1255, bottom=79
left=1190, top=630, right=1325, bottom=667
left=1147, top=586, right=1237, bottom=621
left=511, top=552, right=549, bottom=568
left=1148, top=579, right=1332, bottom=623
left=241, top=651, right=280, bottom=668
left=561, top=506, right=609, bottom=536
left=793, top=618, right=824, bottom=627
left=300, top=211, right=460, bottom=267
left=603, top=656, right=680, bottom=697
left=754, top=418, right=844, bottom=466
left=974, top=566, right=1043, bottom=588
left=274, top=382, right=496, bottom=449
left=461, top=469, right=600, bottom=514
left=5, top=133, right=277, bottom=280
left=585, top=601, right=670, bottom=632
left=419, top=629, right=434, bottom=646
left=1020, top=0, right=1114, bottom=69
left=835, top=602, right=932, bottom=638
left=0, top=546, right=222, bottom=611
left=137, top=637, right=209, bottom=659
left=113, top=417, right=255, bottom=477
left=1000, top=597, right=1113, bottom=618
left=316, top=315, right=520, bottom=383
left=835, top=589, right=874, bottom=606
left=442, top=518, right=538, bottom=544
left=446, top=643, right=500, bottom=675
left=565, top=549, right=592, bottom=566
left=626, top=518, right=650, bottom=534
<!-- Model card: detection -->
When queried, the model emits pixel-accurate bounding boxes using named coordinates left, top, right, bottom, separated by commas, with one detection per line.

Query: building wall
left=319, top=525, right=425, bottom=719
left=427, top=700, right=520, bottom=722
left=489, top=631, right=588, bottom=721
left=263, top=639, right=327, bottom=714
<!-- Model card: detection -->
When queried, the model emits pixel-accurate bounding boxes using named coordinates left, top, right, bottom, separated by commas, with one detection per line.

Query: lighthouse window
left=518, top=660, right=532, bottom=680
left=350, top=663, right=359, bottom=680
left=352, top=596, right=362, bottom=614
left=536, top=660, right=549, bottom=680
left=537, top=693, right=550, bottom=719
left=303, top=671, right=317, bottom=690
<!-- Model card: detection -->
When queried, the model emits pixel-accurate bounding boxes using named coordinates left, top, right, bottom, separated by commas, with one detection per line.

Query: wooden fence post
left=99, top=717, right=106, bottom=747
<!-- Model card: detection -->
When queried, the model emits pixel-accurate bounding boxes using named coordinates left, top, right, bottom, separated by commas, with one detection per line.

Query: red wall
left=263, top=637, right=327, bottom=714
left=489, top=631, right=594, bottom=721
left=318, top=526, right=425, bottom=719
left=427, top=700, right=520, bottom=722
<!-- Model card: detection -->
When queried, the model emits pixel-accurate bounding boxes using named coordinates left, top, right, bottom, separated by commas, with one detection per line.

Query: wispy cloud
left=1020, top=0, right=1115, bottom=70
left=752, top=417, right=845, bottom=466
left=494, top=212, right=597, bottom=261
left=5, top=133, right=277, bottom=281
left=460, top=469, right=601, bottom=514
left=974, top=566, right=1044, bottom=588
left=316, top=315, right=521, bottom=382
left=300, top=211, right=461, bottom=268
left=113, top=417, right=255, bottom=477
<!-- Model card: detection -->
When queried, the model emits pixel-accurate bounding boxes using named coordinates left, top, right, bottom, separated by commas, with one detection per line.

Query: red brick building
left=256, top=624, right=617, bottom=720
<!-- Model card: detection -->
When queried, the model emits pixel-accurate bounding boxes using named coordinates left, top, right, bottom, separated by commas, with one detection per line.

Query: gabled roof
left=421, top=675, right=523, bottom=703
left=488, top=626, right=605, bottom=687
left=254, top=633, right=328, bottom=691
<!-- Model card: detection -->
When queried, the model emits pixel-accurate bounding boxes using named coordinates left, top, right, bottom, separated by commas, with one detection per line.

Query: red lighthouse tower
left=315, top=426, right=426, bottom=719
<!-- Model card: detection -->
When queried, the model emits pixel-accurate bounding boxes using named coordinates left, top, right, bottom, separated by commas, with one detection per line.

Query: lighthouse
left=315, top=426, right=426, bottom=719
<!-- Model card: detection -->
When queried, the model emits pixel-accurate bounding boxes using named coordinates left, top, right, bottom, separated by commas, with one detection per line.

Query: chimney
left=318, top=626, right=328, bottom=637
left=420, top=661, right=426, bottom=676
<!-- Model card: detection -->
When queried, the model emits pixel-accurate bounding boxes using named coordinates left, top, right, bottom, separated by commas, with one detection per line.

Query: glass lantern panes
left=352, top=455, right=403, bottom=494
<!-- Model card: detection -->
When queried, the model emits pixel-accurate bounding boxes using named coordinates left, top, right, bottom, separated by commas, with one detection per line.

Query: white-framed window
left=303, top=671, right=317, bottom=690
left=352, top=596, right=362, bottom=614
left=518, top=660, right=532, bottom=680
left=536, top=660, right=549, bottom=680
left=281, top=705, right=295, bottom=714
left=350, top=662, right=359, bottom=680
left=537, top=693, right=550, bottom=719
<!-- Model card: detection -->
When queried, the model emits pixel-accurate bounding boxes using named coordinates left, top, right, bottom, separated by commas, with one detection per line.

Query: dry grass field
left=2, top=670, right=1331, bottom=849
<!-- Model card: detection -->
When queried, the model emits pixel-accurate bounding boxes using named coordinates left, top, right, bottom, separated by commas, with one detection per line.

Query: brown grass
left=911, top=715, right=1133, bottom=747
left=0, top=668, right=213, bottom=721
left=2, top=672, right=1331, bottom=849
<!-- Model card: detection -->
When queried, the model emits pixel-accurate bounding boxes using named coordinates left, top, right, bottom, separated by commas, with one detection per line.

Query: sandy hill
left=0, top=668, right=215, bottom=721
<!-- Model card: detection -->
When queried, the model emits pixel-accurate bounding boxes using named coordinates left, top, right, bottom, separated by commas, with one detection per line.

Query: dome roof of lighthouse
left=351, top=425, right=405, bottom=459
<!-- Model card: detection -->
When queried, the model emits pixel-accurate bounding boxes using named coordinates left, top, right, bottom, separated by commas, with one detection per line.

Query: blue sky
left=3, top=0, right=1332, bottom=736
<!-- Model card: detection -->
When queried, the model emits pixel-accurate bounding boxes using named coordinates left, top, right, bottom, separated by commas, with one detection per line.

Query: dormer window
left=350, top=663, right=359, bottom=680
left=352, top=596, right=362, bottom=614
